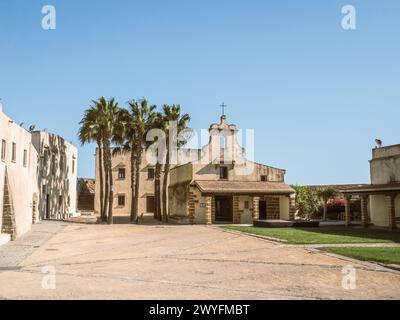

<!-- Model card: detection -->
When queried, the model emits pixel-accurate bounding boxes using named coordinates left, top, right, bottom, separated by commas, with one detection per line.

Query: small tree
left=291, top=185, right=322, bottom=220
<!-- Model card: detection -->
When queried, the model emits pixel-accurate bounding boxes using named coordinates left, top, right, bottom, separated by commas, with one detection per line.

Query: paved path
left=0, top=221, right=67, bottom=270
left=0, top=221, right=400, bottom=300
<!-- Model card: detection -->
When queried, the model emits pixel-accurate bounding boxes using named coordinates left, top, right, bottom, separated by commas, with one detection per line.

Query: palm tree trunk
left=162, top=150, right=170, bottom=223
left=130, top=150, right=137, bottom=222
left=133, top=149, right=142, bottom=223
left=108, top=165, right=114, bottom=225
left=103, top=160, right=109, bottom=222
left=155, top=162, right=162, bottom=221
left=97, top=145, right=105, bottom=221
left=104, top=140, right=113, bottom=225
left=323, top=202, right=328, bottom=221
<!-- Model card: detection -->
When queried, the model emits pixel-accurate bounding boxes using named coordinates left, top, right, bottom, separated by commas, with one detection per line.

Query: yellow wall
left=369, top=195, right=400, bottom=227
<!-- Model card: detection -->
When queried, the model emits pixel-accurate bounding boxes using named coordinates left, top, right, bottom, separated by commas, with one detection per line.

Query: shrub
left=291, top=185, right=323, bottom=220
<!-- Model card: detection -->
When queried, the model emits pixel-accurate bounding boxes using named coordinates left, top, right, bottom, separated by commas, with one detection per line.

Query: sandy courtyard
left=0, top=220, right=400, bottom=300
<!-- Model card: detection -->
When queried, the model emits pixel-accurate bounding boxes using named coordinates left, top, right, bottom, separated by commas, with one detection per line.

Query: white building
left=31, top=131, right=78, bottom=220
left=0, top=104, right=38, bottom=243
left=341, top=144, right=400, bottom=230
left=0, top=102, right=78, bottom=244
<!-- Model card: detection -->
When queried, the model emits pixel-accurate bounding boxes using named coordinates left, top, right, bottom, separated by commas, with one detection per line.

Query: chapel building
left=94, top=114, right=296, bottom=224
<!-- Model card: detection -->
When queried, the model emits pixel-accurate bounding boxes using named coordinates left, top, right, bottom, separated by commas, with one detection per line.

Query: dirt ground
left=1, top=220, right=400, bottom=300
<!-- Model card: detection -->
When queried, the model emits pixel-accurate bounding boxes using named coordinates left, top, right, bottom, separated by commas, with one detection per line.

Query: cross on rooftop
left=220, top=102, right=227, bottom=116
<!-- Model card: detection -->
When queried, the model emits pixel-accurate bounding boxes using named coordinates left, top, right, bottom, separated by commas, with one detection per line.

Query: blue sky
left=0, top=0, right=399, bottom=184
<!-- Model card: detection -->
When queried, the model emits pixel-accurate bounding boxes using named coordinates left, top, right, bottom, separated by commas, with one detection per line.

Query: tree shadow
left=34, top=133, right=73, bottom=220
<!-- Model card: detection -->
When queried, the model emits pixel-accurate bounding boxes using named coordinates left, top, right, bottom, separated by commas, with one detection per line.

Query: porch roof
left=194, top=180, right=295, bottom=195
left=340, top=183, right=400, bottom=195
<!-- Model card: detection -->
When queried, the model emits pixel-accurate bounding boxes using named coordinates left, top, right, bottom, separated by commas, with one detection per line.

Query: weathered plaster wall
left=0, top=111, right=39, bottom=239
left=189, top=161, right=285, bottom=183
left=238, top=196, right=253, bottom=224
left=369, top=195, right=400, bottom=227
left=31, top=131, right=78, bottom=219
left=279, top=196, right=290, bottom=220
left=94, top=149, right=156, bottom=217
left=370, top=145, right=400, bottom=184
left=168, top=183, right=189, bottom=217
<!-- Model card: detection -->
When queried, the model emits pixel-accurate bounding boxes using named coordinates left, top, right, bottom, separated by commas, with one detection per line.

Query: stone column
left=187, top=189, right=195, bottom=225
left=2, top=170, right=17, bottom=241
left=288, top=194, right=296, bottom=221
left=233, top=196, right=241, bottom=224
left=211, top=196, right=216, bottom=224
left=344, top=195, right=351, bottom=227
left=361, top=195, right=370, bottom=228
left=252, top=196, right=260, bottom=221
left=205, top=196, right=212, bottom=225
left=388, top=194, right=397, bottom=231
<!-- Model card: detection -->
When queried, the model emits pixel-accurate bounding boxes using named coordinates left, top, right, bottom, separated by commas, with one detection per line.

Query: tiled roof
left=340, top=183, right=400, bottom=194
left=194, top=180, right=295, bottom=195
left=305, top=184, right=370, bottom=192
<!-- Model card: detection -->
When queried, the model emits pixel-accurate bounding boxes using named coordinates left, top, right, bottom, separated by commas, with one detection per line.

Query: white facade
left=0, top=106, right=78, bottom=242
left=31, top=132, right=78, bottom=219
left=344, top=144, right=400, bottom=229
left=0, top=110, right=39, bottom=240
left=369, top=145, right=400, bottom=228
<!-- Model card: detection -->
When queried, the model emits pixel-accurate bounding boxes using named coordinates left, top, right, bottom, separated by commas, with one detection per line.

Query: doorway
left=146, top=196, right=155, bottom=213
left=46, top=195, right=50, bottom=219
left=215, top=196, right=233, bottom=222
left=259, top=200, right=267, bottom=220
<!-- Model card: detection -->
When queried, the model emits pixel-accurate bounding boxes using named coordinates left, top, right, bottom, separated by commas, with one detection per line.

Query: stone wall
left=259, top=195, right=280, bottom=220
left=1, top=170, right=16, bottom=240
left=0, top=110, right=40, bottom=239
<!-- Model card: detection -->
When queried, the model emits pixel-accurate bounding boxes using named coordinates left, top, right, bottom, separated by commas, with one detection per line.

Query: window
left=244, top=201, right=249, bottom=209
left=23, top=149, right=27, bottom=167
left=11, top=142, right=16, bottom=162
left=219, top=166, right=228, bottom=180
left=43, top=148, right=49, bottom=165
left=148, top=168, right=155, bottom=180
left=59, top=155, right=65, bottom=172
left=1, top=140, right=6, bottom=161
left=118, top=168, right=126, bottom=180
left=52, top=156, right=57, bottom=175
left=72, top=159, right=75, bottom=174
left=118, top=195, right=126, bottom=207
left=261, top=175, right=268, bottom=182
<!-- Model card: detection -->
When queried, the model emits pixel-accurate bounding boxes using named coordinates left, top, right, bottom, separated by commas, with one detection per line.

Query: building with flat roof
left=341, top=144, right=400, bottom=229
left=0, top=102, right=78, bottom=242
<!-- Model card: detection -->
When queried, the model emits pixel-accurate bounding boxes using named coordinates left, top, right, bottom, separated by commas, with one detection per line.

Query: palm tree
left=79, top=100, right=108, bottom=222
left=316, top=187, right=337, bottom=221
left=84, top=97, right=124, bottom=225
left=161, top=105, right=191, bottom=222
left=151, top=112, right=166, bottom=221
left=126, top=99, right=157, bottom=223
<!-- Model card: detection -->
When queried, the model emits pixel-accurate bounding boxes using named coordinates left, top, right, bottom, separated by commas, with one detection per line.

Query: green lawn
left=223, top=226, right=400, bottom=244
left=321, top=247, right=400, bottom=265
